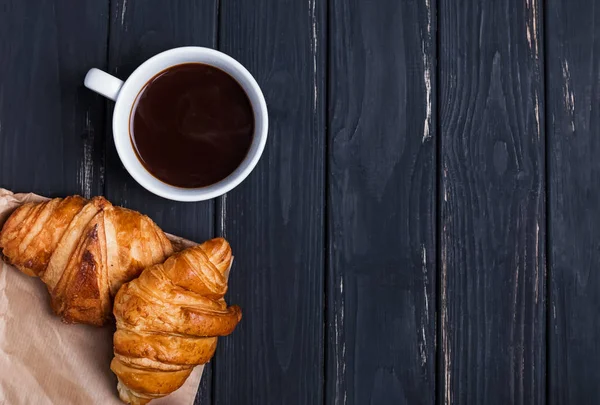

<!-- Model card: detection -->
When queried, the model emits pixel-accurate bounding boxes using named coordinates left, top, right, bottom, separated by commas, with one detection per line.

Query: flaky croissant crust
left=0, top=195, right=173, bottom=325
left=111, top=238, right=241, bottom=405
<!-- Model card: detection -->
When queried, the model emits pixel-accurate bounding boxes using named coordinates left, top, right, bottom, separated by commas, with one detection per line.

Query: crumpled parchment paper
left=0, top=189, right=203, bottom=405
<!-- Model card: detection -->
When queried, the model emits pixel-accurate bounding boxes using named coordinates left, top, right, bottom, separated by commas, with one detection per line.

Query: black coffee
left=130, top=63, right=254, bottom=188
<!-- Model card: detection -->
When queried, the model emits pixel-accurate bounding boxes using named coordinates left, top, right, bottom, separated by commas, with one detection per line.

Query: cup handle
left=84, top=68, right=124, bottom=101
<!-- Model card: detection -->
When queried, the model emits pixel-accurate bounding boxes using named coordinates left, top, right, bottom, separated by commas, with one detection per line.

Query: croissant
left=111, top=237, right=241, bottom=404
left=0, top=195, right=173, bottom=325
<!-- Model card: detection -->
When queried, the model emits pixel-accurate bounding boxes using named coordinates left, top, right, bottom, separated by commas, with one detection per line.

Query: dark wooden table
left=0, top=0, right=597, bottom=404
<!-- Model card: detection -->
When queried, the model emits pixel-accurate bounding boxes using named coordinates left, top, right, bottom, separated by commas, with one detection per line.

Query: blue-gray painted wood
left=547, top=0, right=600, bottom=403
left=214, top=0, right=326, bottom=404
left=439, top=0, right=546, bottom=403
left=327, top=0, right=437, bottom=404
left=0, top=0, right=108, bottom=198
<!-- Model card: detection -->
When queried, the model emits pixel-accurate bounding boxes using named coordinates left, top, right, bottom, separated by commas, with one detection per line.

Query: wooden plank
left=439, top=1, right=545, bottom=404
left=105, top=2, right=218, bottom=404
left=0, top=0, right=108, bottom=197
left=547, top=1, right=600, bottom=403
left=214, top=0, right=326, bottom=403
left=327, top=0, right=436, bottom=404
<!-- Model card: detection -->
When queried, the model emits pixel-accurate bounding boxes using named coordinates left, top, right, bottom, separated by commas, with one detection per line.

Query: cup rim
left=112, top=47, right=268, bottom=202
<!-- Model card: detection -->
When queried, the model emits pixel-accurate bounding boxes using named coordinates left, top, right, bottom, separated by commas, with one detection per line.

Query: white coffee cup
left=84, top=47, right=268, bottom=202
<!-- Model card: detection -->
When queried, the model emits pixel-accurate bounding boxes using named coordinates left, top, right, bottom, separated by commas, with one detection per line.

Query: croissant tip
left=211, top=237, right=229, bottom=246
left=199, top=238, right=231, bottom=256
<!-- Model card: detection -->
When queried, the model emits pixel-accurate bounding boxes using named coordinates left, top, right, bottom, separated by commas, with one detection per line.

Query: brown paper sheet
left=0, top=189, right=203, bottom=405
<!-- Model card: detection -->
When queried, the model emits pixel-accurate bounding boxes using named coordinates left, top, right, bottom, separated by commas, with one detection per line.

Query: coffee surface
left=131, top=63, right=254, bottom=188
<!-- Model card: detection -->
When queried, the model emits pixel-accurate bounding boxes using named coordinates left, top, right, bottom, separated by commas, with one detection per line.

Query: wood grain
left=105, top=1, right=218, bottom=403
left=0, top=0, right=108, bottom=198
left=439, top=0, right=546, bottom=404
left=327, top=0, right=436, bottom=404
left=213, top=0, right=326, bottom=404
left=547, top=0, right=600, bottom=403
